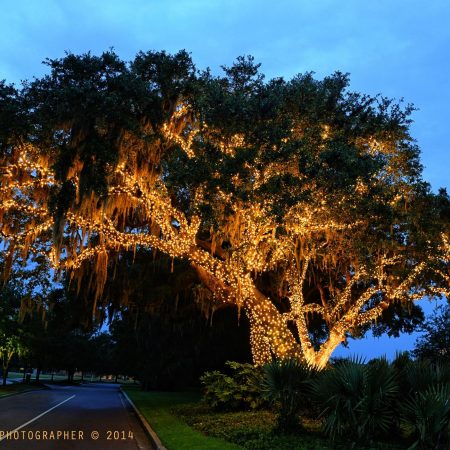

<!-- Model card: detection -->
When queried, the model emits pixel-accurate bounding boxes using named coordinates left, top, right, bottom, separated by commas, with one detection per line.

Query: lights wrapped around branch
left=1, top=114, right=449, bottom=370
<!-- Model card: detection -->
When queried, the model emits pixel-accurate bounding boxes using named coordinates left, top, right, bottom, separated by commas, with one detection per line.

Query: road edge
left=120, top=387, right=168, bottom=450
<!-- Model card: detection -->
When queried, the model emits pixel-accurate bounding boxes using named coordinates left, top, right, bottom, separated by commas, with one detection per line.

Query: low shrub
left=263, top=358, right=315, bottom=433
left=200, top=361, right=266, bottom=410
left=198, top=357, right=450, bottom=449
left=312, top=357, right=399, bottom=443
left=401, top=382, right=450, bottom=450
left=173, top=402, right=396, bottom=449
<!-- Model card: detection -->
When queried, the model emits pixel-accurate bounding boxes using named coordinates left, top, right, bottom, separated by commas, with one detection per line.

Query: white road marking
left=0, top=394, right=76, bottom=441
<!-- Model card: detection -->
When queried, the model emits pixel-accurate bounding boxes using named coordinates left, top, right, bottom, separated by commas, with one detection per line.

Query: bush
left=312, top=357, right=399, bottom=443
left=404, top=360, right=450, bottom=394
left=200, top=361, right=266, bottom=410
left=401, top=383, right=450, bottom=450
left=199, top=356, right=450, bottom=449
left=399, top=360, right=450, bottom=450
left=173, top=401, right=395, bottom=449
left=263, top=358, right=315, bottom=433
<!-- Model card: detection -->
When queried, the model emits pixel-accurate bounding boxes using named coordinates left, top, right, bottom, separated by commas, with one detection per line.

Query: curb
left=120, top=388, right=168, bottom=450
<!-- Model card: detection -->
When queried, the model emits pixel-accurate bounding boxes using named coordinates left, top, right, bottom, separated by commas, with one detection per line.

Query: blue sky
left=1, top=0, right=448, bottom=358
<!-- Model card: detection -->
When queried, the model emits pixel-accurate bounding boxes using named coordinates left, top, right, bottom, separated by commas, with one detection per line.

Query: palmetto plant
left=405, top=360, right=450, bottom=395
left=312, top=357, right=399, bottom=442
left=401, top=383, right=450, bottom=450
left=398, top=359, right=450, bottom=450
left=263, top=358, right=314, bottom=433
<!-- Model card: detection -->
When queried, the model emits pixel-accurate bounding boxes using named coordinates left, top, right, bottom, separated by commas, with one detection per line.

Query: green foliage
left=0, top=276, right=27, bottom=385
left=312, top=356, right=450, bottom=448
left=392, top=350, right=413, bottom=371
left=25, top=49, right=196, bottom=202
left=404, top=360, right=450, bottom=395
left=199, top=356, right=449, bottom=448
left=371, top=302, right=425, bottom=338
left=108, top=270, right=252, bottom=390
left=396, top=359, right=450, bottom=449
left=0, top=333, right=24, bottom=371
left=263, top=358, right=314, bottom=433
left=312, top=357, right=399, bottom=443
left=401, top=383, right=450, bottom=450
left=200, top=361, right=266, bottom=410
left=0, top=81, right=28, bottom=155
left=174, top=399, right=399, bottom=450
left=3, top=49, right=447, bottom=371
left=170, top=357, right=450, bottom=449
left=413, top=304, right=450, bottom=363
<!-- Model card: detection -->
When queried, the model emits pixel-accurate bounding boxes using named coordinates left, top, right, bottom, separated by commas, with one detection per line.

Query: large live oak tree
left=1, top=51, right=449, bottom=368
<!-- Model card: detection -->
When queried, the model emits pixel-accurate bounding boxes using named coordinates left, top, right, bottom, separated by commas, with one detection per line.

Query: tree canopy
left=413, top=304, right=450, bottom=362
left=0, top=50, right=449, bottom=368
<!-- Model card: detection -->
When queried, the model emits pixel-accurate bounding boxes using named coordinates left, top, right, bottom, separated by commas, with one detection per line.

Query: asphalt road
left=0, top=383, right=153, bottom=449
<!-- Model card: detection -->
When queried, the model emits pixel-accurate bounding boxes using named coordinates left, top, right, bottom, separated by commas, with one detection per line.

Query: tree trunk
left=191, top=251, right=346, bottom=369
left=2, top=368, right=7, bottom=387
left=36, top=367, right=41, bottom=384
left=67, top=369, right=74, bottom=383
left=245, top=289, right=301, bottom=365
left=192, top=260, right=302, bottom=365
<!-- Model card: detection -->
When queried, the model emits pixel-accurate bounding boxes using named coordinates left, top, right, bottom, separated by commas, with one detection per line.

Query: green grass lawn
left=4, top=372, right=24, bottom=379
left=123, top=387, right=243, bottom=450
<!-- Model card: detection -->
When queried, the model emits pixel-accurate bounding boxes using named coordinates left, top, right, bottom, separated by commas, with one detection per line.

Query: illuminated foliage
left=1, top=51, right=449, bottom=368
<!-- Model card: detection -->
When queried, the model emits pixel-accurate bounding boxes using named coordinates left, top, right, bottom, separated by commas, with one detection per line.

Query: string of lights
left=1, top=107, right=449, bottom=369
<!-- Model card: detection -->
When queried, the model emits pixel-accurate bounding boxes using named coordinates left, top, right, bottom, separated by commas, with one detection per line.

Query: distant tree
left=412, top=304, right=450, bottom=362
left=0, top=272, right=26, bottom=385
left=39, top=289, right=96, bottom=381
left=0, top=333, right=23, bottom=385
left=0, top=235, right=54, bottom=383
left=21, top=316, right=52, bottom=383
left=109, top=293, right=252, bottom=390
left=89, top=332, right=116, bottom=379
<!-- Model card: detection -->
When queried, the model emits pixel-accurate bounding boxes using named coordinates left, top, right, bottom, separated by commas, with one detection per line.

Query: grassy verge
left=124, top=387, right=405, bottom=450
left=4, top=372, right=24, bottom=379
left=0, top=383, right=41, bottom=398
left=122, top=387, right=243, bottom=450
